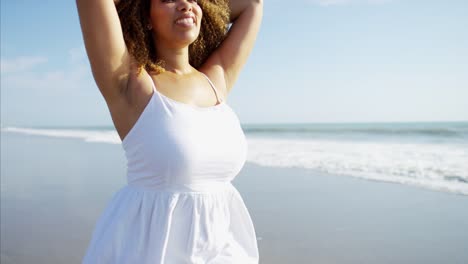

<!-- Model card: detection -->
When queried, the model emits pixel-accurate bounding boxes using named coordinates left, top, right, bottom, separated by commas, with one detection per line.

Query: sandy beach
left=1, top=131, right=468, bottom=264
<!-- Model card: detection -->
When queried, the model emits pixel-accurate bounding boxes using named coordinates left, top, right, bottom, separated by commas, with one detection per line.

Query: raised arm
left=201, top=0, right=263, bottom=94
left=76, top=0, right=131, bottom=101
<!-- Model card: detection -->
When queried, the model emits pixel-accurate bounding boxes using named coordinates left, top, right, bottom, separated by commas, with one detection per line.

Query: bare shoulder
left=199, top=65, right=228, bottom=101
left=106, top=69, right=155, bottom=141
left=126, top=69, right=155, bottom=103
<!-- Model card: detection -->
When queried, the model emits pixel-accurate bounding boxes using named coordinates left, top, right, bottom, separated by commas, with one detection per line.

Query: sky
left=1, top=0, right=467, bottom=127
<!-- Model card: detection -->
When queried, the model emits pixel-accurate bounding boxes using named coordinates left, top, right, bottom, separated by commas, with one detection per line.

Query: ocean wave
left=243, top=125, right=468, bottom=138
left=3, top=126, right=468, bottom=195
left=246, top=137, right=468, bottom=195
left=1, top=127, right=121, bottom=144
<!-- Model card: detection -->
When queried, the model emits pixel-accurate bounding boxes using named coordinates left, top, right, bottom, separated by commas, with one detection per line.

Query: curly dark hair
left=115, top=0, right=230, bottom=74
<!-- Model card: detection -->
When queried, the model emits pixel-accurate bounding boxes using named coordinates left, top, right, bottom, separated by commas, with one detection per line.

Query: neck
left=155, top=44, right=194, bottom=75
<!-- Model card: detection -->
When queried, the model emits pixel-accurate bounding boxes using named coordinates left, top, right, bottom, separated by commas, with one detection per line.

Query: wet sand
left=1, top=132, right=468, bottom=263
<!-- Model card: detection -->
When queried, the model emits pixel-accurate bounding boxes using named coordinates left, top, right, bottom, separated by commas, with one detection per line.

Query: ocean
left=2, top=121, right=467, bottom=195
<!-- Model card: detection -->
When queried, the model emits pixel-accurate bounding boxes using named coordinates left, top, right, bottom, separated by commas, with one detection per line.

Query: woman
left=76, top=0, right=263, bottom=263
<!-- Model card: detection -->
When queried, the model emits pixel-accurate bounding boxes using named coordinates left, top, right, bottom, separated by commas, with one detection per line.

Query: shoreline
left=2, top=132, right=468, bottom=264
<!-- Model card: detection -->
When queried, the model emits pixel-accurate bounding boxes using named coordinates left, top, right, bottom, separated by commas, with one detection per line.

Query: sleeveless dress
left=82, top=73, right=259, bottom=264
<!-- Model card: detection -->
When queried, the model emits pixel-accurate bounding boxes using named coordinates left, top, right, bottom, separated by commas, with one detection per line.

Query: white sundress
left=82, top=73, right=259, bottom=264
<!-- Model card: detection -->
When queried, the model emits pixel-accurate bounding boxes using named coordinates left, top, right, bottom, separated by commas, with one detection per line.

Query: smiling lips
left=175, top=15, right=195, bottom=27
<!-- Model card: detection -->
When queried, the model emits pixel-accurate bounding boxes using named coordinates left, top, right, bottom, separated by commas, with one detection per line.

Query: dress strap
left=146, top=72, right=158, bottom=93
left=200, top=72, right=222, bottom=104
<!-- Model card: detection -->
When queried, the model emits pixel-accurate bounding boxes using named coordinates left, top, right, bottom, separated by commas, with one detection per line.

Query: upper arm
left=76, top=0, right=130, bottom=100
left=201, top=0, right=263, bottom=94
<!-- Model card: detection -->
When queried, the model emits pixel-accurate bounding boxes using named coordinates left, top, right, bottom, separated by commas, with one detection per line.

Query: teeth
left=175, top=18, right=194, bottom=25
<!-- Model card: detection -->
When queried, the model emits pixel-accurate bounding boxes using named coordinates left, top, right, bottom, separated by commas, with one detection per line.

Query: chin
left=174, top=32, right=200, bottom=47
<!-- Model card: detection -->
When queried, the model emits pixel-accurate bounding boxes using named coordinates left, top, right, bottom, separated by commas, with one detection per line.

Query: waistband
left=126, top=181, right=234, bottom=193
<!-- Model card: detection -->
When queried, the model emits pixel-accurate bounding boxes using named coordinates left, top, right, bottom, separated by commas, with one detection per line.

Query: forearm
left=228, top=0, right=263, bottom=22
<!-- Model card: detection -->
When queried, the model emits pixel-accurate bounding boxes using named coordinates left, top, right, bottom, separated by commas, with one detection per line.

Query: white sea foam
left=246, top=137, right=468, bottom=195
